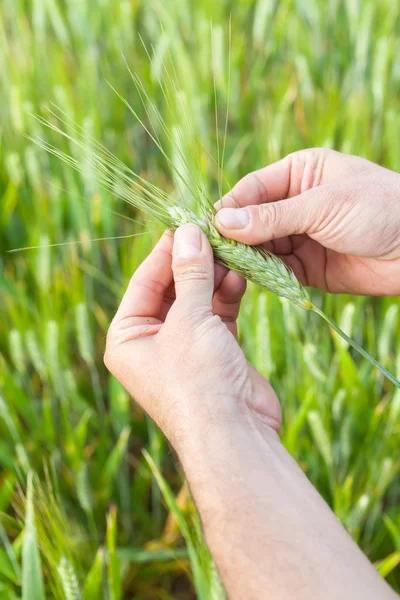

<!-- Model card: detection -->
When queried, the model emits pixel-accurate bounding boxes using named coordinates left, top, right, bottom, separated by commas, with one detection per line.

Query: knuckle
left=103, top=344, right=114, bottom=372
left=287, top=149, right=307, bottom=168
left=104, top=326, right=116, bottom=367
left=133, top=277, right=165, bottom=296
left=174, top=263, right=210, bottom=283
left=241, top=172, right=268, bottom=204
left=307, top=185, right=341, bottom=231
left=258, top=202, right=278, bottom=232
left=218, top=191, right=236, bottom=209
left=289, top=147, right=329, bottom=160
left=166, top=302, right=211, bottom=338
left=103, top=320, right=126, bottom=371
left=287, top=148, right=330, bottom=193
left=104, top=324, right=115, bottom=351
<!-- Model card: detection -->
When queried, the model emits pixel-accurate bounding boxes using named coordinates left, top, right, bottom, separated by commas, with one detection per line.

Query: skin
left=104, top=149, right=400, bottom=599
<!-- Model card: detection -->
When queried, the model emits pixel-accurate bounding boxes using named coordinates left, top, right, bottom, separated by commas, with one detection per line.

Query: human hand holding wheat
left=215, top=149, right=400, bottom=296
left=104, top=225, right=281, bottom=448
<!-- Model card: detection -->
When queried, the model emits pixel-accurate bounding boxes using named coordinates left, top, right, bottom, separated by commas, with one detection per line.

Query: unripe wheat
left=168, top=205, right=313, bottom=309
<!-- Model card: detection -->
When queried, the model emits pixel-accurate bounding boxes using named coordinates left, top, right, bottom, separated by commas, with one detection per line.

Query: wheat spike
left=168, top=205, right=313, bottom=310
left=57, top=556, right=83, bottom=600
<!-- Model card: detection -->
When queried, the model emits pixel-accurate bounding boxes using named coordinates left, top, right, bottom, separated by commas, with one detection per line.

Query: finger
left=262, top=236, right=292, bottom=256
left=212, top=270, right=246, bottom=338
left=157, top=280, right=176, bottom=322
left=171, top=224, right=214, bottom=311
left=214, top=148, right=333, bottom=213
left=214, top=187, right=330, bottom=245
left=275, top=254, right=308, bottom=286
left=281, top=238, right=329, bottom=291
left=215, top=156, right=292, bottom=212
left=157, top=261, right=228, bottom=322
left=115, top=231, right=173, bottom=321
left=108, top=316, right=163, bottom=345
left=214, top=263, right=229, bottom=289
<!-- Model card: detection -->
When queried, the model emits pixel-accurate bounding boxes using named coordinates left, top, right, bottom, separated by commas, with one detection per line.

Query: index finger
left=215, top=156, right=292, bottom=211
left=215, top=149, right=336, bottom=211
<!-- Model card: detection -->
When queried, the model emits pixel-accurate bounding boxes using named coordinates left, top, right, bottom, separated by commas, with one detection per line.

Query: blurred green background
left=1, top=0, right=400, bottom=598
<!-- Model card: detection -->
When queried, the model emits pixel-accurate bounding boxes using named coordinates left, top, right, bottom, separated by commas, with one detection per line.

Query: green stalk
left=312, top=306, right=400, bottom=389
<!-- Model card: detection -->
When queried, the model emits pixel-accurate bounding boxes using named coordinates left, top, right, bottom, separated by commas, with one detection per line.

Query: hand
left=214, top=149, right=400, bottom=295
left=104, top=225, right=281, bottom=449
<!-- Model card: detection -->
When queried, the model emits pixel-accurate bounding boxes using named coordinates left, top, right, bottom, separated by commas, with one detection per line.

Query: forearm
left=177, top=416, right=396, bottom=600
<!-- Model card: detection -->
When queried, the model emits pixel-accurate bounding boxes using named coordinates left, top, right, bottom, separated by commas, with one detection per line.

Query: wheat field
left=1, top=1, right=400, bottom=598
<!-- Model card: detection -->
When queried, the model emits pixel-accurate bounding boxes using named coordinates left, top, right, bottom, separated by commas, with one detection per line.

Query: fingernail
left=216, top=208, right=249, bottom=229
left=174, top=224, right=201, bottom=258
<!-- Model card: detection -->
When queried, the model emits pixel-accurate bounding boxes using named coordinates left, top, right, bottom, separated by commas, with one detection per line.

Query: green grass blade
left=106, top=507, right=121, bottom=600
left=22, top=473, right=45, bottom=600
left=82, top=550, right=104, bottom=600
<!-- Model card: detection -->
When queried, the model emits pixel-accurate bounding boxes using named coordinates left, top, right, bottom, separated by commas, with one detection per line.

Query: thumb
left=214, top=189, right=326, bottom=244
left=171, top=224, right=214, bottom=309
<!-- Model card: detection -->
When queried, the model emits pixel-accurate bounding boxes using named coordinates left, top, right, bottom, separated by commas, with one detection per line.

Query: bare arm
left=179, top=420, right=396, bottom=600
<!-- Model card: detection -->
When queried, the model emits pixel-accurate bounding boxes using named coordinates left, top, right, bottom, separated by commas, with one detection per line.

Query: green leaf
left=106, top=507, right=121, bottom=600
left=101, top=427, right=130, bottom=488
left=22, top=473, right=45, bottom=600
left=307, top=410, right=333, bottom=469
left=82, top=550, right=104, bottom=600
left=376, top=551, right=400, bottom=578
left=116, top=547, right=188, bottom=564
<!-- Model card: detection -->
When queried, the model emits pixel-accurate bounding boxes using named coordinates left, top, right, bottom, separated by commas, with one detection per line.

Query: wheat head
left=168, top=205, right=313, bottom=309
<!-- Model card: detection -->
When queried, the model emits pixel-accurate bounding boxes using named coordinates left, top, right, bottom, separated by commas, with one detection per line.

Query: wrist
left=170, top=392, right=280, bottom=459
left=173, top=406, right=282, bottom=526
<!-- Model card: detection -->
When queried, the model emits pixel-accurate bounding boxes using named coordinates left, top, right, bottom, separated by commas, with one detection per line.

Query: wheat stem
left=312, top=307, right=400, bottom=388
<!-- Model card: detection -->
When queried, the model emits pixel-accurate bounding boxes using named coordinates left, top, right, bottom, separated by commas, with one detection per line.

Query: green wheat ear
left=29, top=34, right=400, bottom=390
